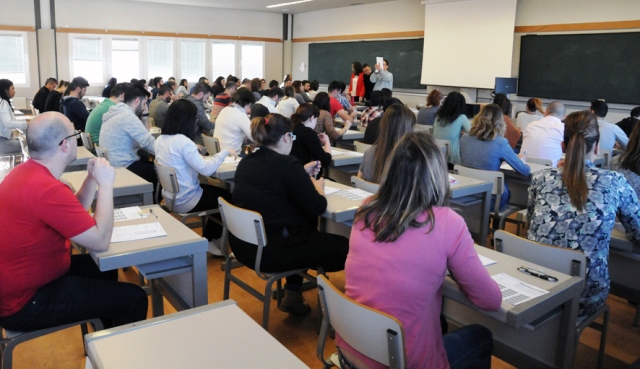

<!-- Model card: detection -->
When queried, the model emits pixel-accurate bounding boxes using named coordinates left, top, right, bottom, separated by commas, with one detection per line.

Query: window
left=0, top=33, right=28, bottom=85
left=211, top=42, right=235, bottom=79
left=148, top=39, right=173, bottom=79
left=181, top=40, right=205, bottom=82
left=72, top=37, right=103, bottom=83
left=111, top=38, right=139, bottom=82
left=241, top=43, right=264, bottom=80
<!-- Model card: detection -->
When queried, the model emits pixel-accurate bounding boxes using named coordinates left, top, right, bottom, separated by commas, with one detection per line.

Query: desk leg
left=151, top=279, right=164, bottom=317
left=558, top=297, right=579, bottom=368
left=191, top=251, right=208, bottom=307
left=142, top=192, right=153, bottom=205
left=479, top=189, right=491, bottom=246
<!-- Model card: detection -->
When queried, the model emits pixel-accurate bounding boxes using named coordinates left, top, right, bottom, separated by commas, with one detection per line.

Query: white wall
left=0, top=0, right=35, bottom=26
left=293, top=0, right=640, bottom=119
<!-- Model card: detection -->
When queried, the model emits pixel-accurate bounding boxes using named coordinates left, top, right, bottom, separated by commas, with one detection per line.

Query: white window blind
left=72, top=37, right=103, bottom=83
left=0, top=34, right=27, bottom=84
left=148, top=39, right=173, bottom=79
left=211, top=42, right=235, bottom=79
left=241, top=43, right=264, bottom=80
left=181, top=41, right=205, bottom=82
left=111, top=38, right=139, bottom=82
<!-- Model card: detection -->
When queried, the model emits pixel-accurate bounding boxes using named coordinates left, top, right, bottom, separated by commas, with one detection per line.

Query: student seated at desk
left=155, top=99, right=234, bottom=255
left=611, top=121, right=640, bottom=196
left=460, top=104, right=530, bottom=210
left=313, top=92, right=352, bottom=141
left=417, top=89, right=444, bottom=126
left=0, top=112, right=147, bottom=331
left=231, top=114, right=349, bottom=315
left=358, top=103, right=415, bottom=183
left=433, top=91, right=471, bottom=165
left=214, top=88, right=256, bottom=154
left=362, top=97, right=403, bottom=145
left=340, top=132, right=501, bottom=369
left=0, top=79, right=27, bottom=154
left=359, top=90, right=383, bottom=127
left=527, top=111, right=640, bottom=318
left=276, top=86, right=300, bottom=119
left=100, top=84, right=158, bottom=197
left=43, top=80, right=67, bottom=113
left=290, top=104, right=332, bottom=170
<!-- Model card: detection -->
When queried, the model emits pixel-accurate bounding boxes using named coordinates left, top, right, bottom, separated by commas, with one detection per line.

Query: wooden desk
left=322, top=175, right=491, bottom=245
left=61, top=167, right=153, bottom=208
left=335, top=130, right=365, bottom=150
left=608, top=223, right=640, bottom=325
left=444, top=246, right=583, bottom=369
left=325, top=148, right=364, bottom=185
left=89, top=204, right=208, bottom=316
left=500, top=161, right=549, bottom=208
left=449, top=174, right=493, bottom=245
left=85, top=300, right=309, bottom=369
left=66, top=146, right=96, bottom=172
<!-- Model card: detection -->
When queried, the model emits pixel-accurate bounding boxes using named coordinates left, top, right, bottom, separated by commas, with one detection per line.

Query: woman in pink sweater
left=338, top=132, right=502, bottom=369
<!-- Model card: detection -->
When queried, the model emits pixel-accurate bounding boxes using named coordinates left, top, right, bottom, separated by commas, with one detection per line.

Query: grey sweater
left=100, top=102, right=155, bottom=168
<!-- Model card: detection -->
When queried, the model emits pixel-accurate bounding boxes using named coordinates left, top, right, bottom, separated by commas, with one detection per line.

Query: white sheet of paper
left=492, top=272, right=549, bottom=306
left=110, top=222, right=167, bottom=243
left=500, top=162, right=514, bottom=171
left=331, top=149, right=363, bottom=157
left=113, top=206, right=144, bottom=222
left=376, top=57, right=384, bottom=69
left=298, top=62, right=305, bottom=72
left=478, top=254, right=497, bottom=267
left=324, top=186, right=341, bottom=196
left=334, top=188, right=373, bottom=201
left=221, top=156, right=241, bottom=165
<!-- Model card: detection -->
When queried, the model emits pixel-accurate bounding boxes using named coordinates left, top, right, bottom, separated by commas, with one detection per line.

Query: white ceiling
left=126, top=0, right=394, bottom=14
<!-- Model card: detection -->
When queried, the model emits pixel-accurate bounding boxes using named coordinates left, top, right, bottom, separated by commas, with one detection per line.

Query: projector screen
left=421, top=0, right=517, bottom=89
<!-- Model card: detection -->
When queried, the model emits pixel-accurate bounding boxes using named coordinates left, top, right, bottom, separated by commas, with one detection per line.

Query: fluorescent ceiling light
left=267, top=0, right=312, bottom=8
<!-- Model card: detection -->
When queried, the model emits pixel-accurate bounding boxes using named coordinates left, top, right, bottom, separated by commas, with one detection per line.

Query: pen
left=149, top=209, right=158, bottom=218
left=517, top=266, right=558, bottom=282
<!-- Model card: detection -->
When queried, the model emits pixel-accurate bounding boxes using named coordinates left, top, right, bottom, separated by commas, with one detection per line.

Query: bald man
left=0, top=112, right=147, bottom=331
left=520, top=101, right=566, bottom=167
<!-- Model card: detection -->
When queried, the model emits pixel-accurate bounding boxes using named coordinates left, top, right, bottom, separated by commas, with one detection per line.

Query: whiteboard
left=421, top=0, right=517, bottom=89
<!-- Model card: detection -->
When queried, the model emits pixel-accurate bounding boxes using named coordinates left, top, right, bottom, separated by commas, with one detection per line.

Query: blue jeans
left=0, top=254, right=148, bottom=331
left=444, top=324, right=494, bottom=369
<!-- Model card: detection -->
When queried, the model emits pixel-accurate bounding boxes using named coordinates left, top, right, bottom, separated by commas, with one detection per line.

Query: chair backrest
left=434, top=138, right=450, bottom=162
left=29, top=101, right=38, bottom=116
left=80, top=132, right=94, bottom=151
left=94, top=146, right=108, bottom=161
left=15, top=129, right=29, bottom=160
left=454, top=165, right=504, bottom=213
left=202, top=134, right=221, bottom=155
left=494, top=230, right=586, bottom=281
left=354, top=140, right=372, bottom=154
left=414, top=124, right=433, bottom=134
left=526, top=156, right=552, bottom=167
left=600, top=150, right=611, bottom=169
left=153, top=160, right=179, bottom=210
left=317, top=275, right=406, bottom=369
left=218, top=198, right=269, bottom=275
left=351, top=175, right=380, bottom=193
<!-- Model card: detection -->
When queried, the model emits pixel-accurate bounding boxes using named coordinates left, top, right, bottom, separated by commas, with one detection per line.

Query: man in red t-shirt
left=0, top=112, right=147, bottom=331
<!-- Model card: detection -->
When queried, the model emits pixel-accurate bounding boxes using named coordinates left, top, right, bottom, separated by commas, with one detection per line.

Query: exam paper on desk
left=492, top=273, right=549, bottom=306
left=111, top=222, right=167, bottom=243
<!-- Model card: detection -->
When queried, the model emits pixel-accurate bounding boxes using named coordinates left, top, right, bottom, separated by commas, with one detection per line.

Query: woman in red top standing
left=348, top=61, right=365, bottom=103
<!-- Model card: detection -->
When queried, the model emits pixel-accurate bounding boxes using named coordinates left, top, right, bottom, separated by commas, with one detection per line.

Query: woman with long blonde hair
left=460, top=103, right=530, bottom=210
left=339, top=132, right=501, bottom=369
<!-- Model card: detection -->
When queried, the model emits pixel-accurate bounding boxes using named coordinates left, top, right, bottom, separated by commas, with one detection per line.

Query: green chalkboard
left=518, top=32, right=640, bottom=105
left=308, top=39, right=424, bottom=89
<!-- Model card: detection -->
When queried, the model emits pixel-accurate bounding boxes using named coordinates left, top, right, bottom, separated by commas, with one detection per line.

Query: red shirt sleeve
left=36, top=182, right=97, bottom=239
left=329, top=97, right=343, bottom=117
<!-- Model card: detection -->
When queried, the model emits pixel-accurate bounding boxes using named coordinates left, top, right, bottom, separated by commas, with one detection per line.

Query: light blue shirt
left=433, top=114, right=471, bottom=165
left=370, top=70, right=393, bottom=91
left=598, top=118, right=628, bottom=152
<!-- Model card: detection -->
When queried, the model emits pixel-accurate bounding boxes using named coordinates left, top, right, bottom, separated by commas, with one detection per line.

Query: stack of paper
left=492, top=273, right=549, bottom=306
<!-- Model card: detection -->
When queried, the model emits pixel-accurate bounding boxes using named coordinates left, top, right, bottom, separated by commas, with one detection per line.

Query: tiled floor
left=7, top=227, right=640, bottom=369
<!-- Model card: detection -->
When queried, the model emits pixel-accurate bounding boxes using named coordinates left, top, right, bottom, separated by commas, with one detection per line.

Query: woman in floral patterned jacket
left=527, top=110, right=640, bottom=317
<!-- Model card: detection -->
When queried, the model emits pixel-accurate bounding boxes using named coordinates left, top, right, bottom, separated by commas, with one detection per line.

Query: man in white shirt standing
left=590, top=99, right=628, bottom=152
left=370, top=59, right=393, bottom=91
left=520, top=101, right=566, bottom=167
